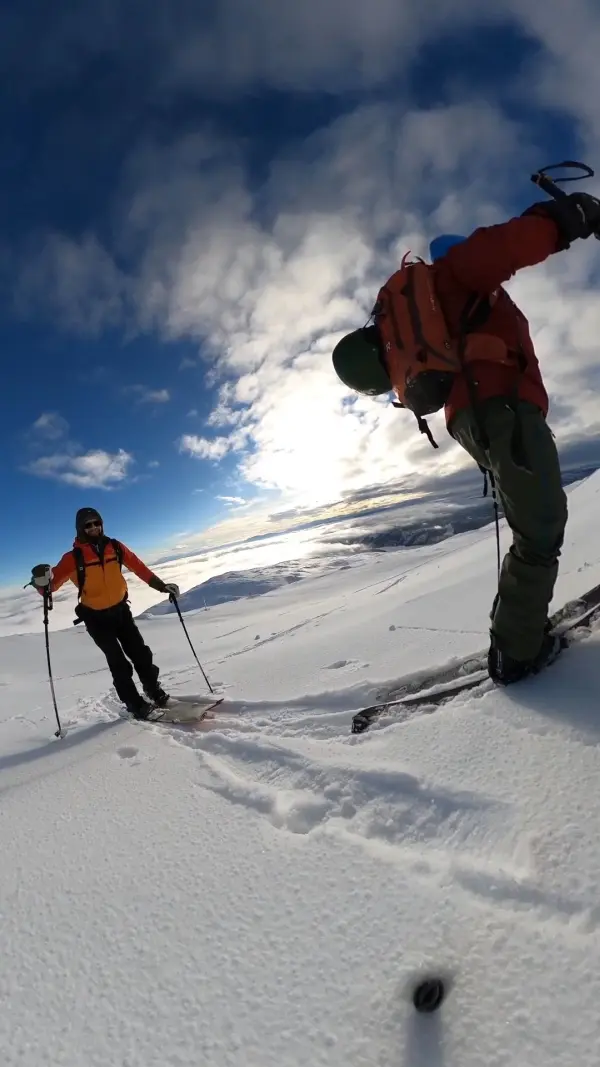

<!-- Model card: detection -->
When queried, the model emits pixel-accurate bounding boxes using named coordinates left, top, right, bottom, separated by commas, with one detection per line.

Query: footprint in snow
left=117, top=746, right=140, bottom=761
left=325, top=659, right=354, bottom=670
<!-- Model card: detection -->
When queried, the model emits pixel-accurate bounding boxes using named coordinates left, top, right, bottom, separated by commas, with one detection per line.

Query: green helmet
left=332, top=326, right=392, bottom=396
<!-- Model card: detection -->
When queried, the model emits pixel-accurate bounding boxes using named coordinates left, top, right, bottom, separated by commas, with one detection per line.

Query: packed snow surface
left=3, top=473, right=600, bottom=1066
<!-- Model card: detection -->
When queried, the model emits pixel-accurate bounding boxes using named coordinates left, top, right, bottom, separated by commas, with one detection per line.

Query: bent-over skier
left=31, top=507, right=180, bottom=719
left=332, top=191, right=600, bottom=685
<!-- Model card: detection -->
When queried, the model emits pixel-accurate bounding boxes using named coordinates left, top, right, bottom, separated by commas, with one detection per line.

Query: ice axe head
left=530, top=159, right=594, bottom=200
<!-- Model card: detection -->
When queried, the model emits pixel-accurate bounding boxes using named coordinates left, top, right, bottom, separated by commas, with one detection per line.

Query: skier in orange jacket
left=31, top=507, right=179, bottom=719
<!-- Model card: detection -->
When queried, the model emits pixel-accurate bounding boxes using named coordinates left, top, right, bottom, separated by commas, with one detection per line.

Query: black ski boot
left=125, top=695, right=157, bottom=720
left=488, top=629, right=565, bottom=686
left=144, top=685, right=169, bottom=708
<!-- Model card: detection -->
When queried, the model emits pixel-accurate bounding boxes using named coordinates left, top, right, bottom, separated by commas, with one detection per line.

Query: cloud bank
left=8, top=0, right=600, bottom=515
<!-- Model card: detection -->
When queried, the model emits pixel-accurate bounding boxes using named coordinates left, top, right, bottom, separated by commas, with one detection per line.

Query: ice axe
left=530, top=159, right=600, bottom=240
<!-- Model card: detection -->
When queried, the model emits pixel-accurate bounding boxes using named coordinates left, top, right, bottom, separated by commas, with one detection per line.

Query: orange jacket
left=433, top=215, right=561, bottom=426
left=49, top=538, right=156, bottom=612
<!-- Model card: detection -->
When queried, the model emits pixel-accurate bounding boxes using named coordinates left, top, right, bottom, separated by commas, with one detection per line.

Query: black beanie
left=75, top=507, right=104, bottom=537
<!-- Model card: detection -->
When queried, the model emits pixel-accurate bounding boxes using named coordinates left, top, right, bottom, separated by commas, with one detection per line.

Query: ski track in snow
left=225, top=607, right=340, bottom=658
left=63, top=616, right=600, bottom=945
left=52, top=678, right=600, bottom=985
left=162, top=700, right=600, bottom=938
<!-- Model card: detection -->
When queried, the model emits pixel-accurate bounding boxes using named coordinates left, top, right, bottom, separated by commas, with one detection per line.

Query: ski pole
left=169, top=593, right=214, bottom=693
left=42, top=589, right=65, bottom=739
left=27, top=566, right=65, bottom=738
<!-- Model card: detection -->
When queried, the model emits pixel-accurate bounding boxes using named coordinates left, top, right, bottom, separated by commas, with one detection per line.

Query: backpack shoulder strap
left=458, top=291, right=492, bottom=337
left=72, top=547, right=86, bottom=601
left=72, top=540, right=123, bottom=601
left=110, top=538, right=124, bottom=568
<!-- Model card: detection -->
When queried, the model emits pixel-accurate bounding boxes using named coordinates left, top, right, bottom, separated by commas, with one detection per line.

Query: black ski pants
left=84, top=600, right=160, bottom=706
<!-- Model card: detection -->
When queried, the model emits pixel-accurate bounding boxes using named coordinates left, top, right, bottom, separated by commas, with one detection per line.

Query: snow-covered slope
left=3, top=472, right=600, bottom=1067
left=140, top=554, right=357, bottom=616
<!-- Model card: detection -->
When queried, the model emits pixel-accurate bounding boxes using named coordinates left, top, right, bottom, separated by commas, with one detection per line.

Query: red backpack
left=373, top=254, right=506, bottom=438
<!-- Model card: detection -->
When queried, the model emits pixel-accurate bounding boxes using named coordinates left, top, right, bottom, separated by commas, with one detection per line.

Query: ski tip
left=351, top=706, right=382, bottom=734
left=412, top=977, right=445, bottom=1013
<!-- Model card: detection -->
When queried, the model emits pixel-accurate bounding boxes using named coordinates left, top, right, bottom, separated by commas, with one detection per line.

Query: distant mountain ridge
left=141, top=464, right=597, bottom=617
left=138, top=557, right=345, bottom=617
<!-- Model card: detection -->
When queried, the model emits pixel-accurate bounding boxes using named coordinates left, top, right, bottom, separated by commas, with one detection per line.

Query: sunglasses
left=84, top=520, right=102, bottom=531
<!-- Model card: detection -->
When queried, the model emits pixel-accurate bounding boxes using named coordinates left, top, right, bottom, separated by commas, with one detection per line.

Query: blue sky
left=3, top=0, right=600, bottom=586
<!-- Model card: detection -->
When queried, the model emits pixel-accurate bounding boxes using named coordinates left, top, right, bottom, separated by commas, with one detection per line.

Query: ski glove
left=523, top=192, right=600, bottom=249
left=148, top=575, right=180, bottom=599
left=31, top=564, right=53, bottom=588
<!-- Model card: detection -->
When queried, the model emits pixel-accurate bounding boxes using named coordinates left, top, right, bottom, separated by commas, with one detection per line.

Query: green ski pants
left=450, top=398, right=568, bottom=662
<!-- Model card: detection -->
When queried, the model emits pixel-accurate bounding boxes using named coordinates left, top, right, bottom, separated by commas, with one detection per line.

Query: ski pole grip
left=530, top=171, right=567, bottom=200
left=31, top=564, right=52, bottom=586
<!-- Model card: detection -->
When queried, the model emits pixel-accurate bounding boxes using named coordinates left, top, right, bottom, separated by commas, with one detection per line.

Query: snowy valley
left=3, top=472, right=600, bottom=1065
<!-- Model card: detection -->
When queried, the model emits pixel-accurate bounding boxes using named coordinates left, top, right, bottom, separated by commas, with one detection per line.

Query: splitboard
left=145, top=694, right=225, bottom=724
left=351, top=582, right=600, bottom=735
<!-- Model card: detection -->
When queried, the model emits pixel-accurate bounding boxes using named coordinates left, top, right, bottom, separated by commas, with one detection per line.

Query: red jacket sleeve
left=442, top=215, right=561, bottom=295
left=120, top=543, right=156, bottom=585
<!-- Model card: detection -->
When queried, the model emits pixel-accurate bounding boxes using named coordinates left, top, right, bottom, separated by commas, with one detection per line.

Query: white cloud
left=511, top=0, right=600, bottom=149
left=24, top=411, right=134, bottom=489
left=12, top=1, right=502, bottom=101
left=30, top=412, right=69, bottom=441
left=179, top=434, right=233, bottom=461
left=145, top=100, right=520, bottom=505
left=26, top=449, right=133, bottom=489
left=15, top=232, right=127, bottom=334
left=217, top=495, right=247, bottom=506
left=127, top=385, right=171, bottom=404
left=148, top=460, right=160, bottom=468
